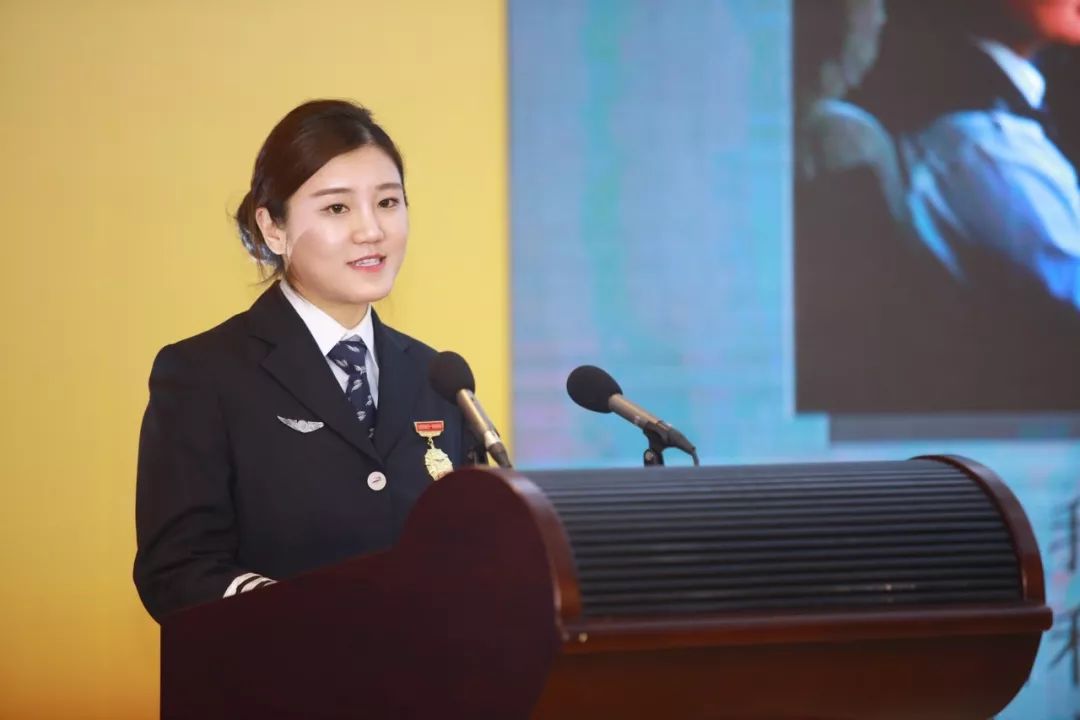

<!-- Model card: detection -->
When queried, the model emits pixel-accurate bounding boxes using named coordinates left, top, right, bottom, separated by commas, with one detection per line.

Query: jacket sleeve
left=133, top=343, right=268, bottom=623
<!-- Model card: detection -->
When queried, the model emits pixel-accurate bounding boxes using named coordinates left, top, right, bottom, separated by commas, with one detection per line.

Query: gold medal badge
left=414, top=420, right=453, bottom=481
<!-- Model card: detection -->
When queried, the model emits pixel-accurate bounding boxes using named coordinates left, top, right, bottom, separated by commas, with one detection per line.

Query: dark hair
left=235, top=99, right=406, bottom=278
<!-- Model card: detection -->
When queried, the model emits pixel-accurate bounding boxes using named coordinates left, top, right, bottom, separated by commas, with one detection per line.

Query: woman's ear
left=255, top=207, right=288, bottom=257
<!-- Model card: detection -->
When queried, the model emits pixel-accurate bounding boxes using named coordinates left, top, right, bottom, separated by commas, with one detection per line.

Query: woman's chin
left=340, top=282, right=395, bottom=308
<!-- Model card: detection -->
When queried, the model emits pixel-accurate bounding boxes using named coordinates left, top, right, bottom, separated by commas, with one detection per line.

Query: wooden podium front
left=161, top=456, right=1050, bottom=719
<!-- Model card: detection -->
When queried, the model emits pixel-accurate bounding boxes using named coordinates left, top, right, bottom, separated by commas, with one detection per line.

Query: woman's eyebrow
left=310, top=182, right=402, bottom=197
left=310, top=186, right=352, bottom=197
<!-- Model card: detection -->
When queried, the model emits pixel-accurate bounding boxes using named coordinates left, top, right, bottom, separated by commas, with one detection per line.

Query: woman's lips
left=347, top=255, right=386, bottom=272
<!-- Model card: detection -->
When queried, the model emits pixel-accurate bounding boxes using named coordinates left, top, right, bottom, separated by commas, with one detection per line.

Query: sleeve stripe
left=237, top=574, right=268, bottom=593
left=223, top=572, right=261, bottom=598
left=243, top=577, right=277, bottom=592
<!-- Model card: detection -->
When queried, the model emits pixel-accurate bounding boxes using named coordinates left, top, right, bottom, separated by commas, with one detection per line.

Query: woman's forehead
left=301, top=146, right=403, bottom=194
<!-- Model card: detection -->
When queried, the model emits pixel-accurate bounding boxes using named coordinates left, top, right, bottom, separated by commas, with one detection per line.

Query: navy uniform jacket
left=134, top=284, right=476, bottom=623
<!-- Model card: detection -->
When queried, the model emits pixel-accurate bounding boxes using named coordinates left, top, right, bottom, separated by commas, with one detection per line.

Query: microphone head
left=566, top=365, right=622, bottom=413
left=429, top=350, right=476, bottom=403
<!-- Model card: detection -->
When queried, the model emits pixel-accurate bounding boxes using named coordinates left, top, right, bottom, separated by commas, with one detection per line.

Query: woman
left=134, top=100, right=478, bottom=623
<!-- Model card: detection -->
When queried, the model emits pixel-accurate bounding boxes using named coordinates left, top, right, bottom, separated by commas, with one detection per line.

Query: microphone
left=429, top=351, right=513, bottom=469
left=566, top=365, right=699, bottom=462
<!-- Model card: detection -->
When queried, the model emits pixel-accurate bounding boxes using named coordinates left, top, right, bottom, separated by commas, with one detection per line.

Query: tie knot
left=328, top=338, right=368, bottom=375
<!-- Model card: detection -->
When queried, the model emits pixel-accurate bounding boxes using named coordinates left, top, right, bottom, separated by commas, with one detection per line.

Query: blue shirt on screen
left=901, top=39, right=1080, bottom=310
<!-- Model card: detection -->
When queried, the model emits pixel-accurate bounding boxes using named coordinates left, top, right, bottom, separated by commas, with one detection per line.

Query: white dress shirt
left=975, top=39, right=1045, bottom=109
left=278, top=280, right=380, bottom=407
left=902, top=39, right=1080, bottom=310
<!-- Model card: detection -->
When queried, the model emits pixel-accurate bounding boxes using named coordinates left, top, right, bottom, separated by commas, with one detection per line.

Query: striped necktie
left=327, top=338, right=377, bottom=440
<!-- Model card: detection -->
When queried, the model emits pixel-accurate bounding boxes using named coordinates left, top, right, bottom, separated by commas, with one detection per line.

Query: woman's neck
left=286, top=278, right=369, bottom=329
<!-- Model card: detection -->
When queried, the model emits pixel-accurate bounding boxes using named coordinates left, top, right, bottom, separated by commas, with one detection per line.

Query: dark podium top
left=160, top=455, right=1050, bottom=719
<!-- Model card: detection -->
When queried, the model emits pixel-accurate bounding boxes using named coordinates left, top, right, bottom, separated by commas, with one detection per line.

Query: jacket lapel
left=246, top=284, right=380, bottom=463
left=371, top=310, right=422, bottom=458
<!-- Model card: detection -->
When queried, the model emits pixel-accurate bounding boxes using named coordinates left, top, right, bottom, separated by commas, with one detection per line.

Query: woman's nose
left=351, top=207, right=385, bottom=243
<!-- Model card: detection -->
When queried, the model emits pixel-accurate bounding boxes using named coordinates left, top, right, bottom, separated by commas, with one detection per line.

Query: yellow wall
left=0, top=1, right=507, bottom=717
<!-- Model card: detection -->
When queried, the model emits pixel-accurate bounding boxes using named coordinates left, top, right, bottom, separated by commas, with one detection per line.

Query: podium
left=161, top=456, right=1050, bottom=719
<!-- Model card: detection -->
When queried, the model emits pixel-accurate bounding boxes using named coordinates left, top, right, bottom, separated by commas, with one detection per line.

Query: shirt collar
left=278, top=280, right=377, bottom=365
left=975, top=38, right=1046, bottom=109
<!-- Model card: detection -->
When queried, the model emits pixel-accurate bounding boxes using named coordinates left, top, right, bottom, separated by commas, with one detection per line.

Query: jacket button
left=367, top=471, right=387, bottom=492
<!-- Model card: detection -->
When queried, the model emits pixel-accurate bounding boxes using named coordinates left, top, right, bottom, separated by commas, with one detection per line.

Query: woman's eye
left=378, top=197, right=401, bottom=209
left=324, top=203, right=349, bottom=215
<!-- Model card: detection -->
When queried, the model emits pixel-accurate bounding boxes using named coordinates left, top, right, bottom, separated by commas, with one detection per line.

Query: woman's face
left=260, top=145, right=408, bottom=324
left=1008, top=0, right=1080, bottom=44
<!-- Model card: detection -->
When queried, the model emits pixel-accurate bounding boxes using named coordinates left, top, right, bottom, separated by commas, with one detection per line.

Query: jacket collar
left=246, top=283, right=421, bottom=462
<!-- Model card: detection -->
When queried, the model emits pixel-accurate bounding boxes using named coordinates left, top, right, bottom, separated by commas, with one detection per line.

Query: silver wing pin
left=277, top=416, right=325, bottom=433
